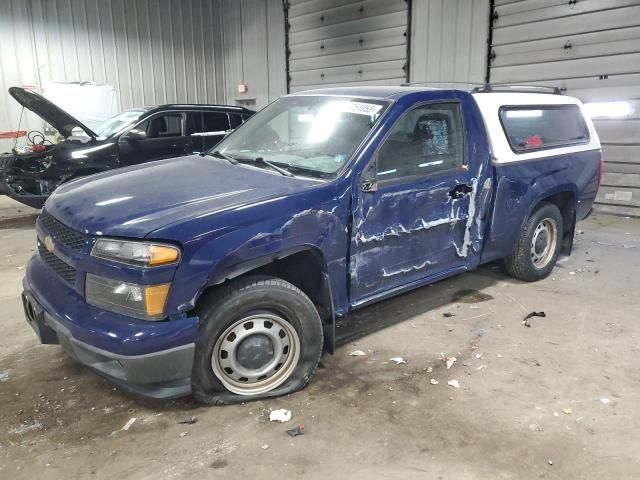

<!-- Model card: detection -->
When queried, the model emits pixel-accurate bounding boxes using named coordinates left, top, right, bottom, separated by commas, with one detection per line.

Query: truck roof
left=289, top=86, right=581, bottom=103
left=289, top=86, right=444, bottom=100
left=290, top=85, right=601, bottom=164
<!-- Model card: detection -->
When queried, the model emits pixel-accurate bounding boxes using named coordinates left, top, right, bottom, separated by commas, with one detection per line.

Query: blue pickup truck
left=21, top=86, right=602, bottom=403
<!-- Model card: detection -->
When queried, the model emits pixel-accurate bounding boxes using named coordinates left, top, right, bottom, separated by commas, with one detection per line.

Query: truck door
left=119, top=112, right=189, bottom=165
left=350, top=96, right=492, bottom=305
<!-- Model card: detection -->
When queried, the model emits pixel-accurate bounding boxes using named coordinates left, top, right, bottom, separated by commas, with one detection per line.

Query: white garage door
left=286, top=0, right=409, bottom=92
left=489, top=0, right=640, bottom=216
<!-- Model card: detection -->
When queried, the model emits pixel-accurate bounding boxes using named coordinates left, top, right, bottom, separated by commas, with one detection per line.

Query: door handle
left=448, top=183, right=473, bottom=199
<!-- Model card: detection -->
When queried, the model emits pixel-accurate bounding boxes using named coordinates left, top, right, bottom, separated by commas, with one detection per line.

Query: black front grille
left=38, top=242, right=77, bottom=285
left=37, top=210, right=87, bottom=251
left=0, top=155, right=16, bottom=171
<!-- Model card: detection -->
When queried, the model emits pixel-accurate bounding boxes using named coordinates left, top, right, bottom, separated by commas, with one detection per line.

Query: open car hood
left=9, top=87, right=98, bottom=140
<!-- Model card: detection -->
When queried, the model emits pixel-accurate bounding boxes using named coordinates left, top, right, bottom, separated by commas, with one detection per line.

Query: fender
left=205, top=244, right=337, bottom=353
left=207, top=244, right=320, bottom=285
left=481, top=176, right=578, bottom=263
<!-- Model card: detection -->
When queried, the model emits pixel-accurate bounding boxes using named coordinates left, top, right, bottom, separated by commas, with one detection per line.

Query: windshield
left=94, top=109, right=147, bottom=139
left=215, top=96, right=390, bottom=178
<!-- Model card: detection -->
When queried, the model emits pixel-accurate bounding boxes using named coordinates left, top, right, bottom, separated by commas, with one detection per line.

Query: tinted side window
left=202, top=112, right=230, bottom=133
left=229, top=113, right=243, bottom=129
left=186, top=112, right=203, bottom=135
left=377, top=103, right=465, bottom=181
left=500, top=105, right=589, bottom=152
left=138, top=113, right=183, bottom=139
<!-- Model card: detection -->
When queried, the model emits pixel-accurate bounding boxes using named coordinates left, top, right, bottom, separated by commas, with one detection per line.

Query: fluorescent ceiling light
left=584, top=101, right=634, bottom=118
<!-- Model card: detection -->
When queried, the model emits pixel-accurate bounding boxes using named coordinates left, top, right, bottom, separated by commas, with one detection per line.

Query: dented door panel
left=349, top=91, right=493, bottom=307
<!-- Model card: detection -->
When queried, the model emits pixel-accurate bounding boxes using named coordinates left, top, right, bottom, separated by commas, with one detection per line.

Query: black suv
left=0, top=87, right=254, bottom=208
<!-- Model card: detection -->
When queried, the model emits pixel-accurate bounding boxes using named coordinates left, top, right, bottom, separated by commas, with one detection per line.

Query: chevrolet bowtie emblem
left=44, top=235, right=55, bottom=253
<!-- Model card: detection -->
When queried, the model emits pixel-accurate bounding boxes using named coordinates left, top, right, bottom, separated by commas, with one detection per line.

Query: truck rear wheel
left=504, top=202, right=564, bottom=282
left=191, top=276, right=323, bottom=405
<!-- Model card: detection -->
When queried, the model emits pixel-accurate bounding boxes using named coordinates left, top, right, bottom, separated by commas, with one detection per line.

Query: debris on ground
left=0, top=371, right=9, bottom=382
left=430, top=379, right=439, bottom=385
left=16, top=266, right=24, bottom=271
left=261, top=444, right=270, bottom=450
left=600, top=398, right=610, bottom=404
left=426, top=366, right=433, bottom=373
left=569, top=271, right=576, bottom=275
left=522, top=311, right=546, bottom=327
left=529, top=423, right=544, bottom=432
left=440, top=352, right=457, bottom=369
left=475, top=353, right=483, bottom=359
left=389, top=357, right=407, bottom=364
left=623, top=244, right=637, bottom=249
left=121, top=418, right=136, bottom=431
left=269, top=409, right=292, bottom=423
left=548, top=460, right=553, bottom=466
left=562, top=408, right=572, bottom=415
left=476, top=365, right=487, bottom=371
left=9, top=420, right=44, bottom=435
left=595, top=240, right=617, bottom=246
left=177, top=416, right=198, bottom=425
left=447, top=379, right=460, bottom=389
left=286, top=425, right=305, bottom=437
left=443, top=312, right=455, bottom=318
left=179, top=431, right=188, bottom=437
left=349, top=350, right=367, bottom=356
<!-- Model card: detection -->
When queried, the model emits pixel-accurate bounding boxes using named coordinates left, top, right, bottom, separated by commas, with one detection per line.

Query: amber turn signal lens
left=148, top=245, right=180, bottom=265
left=144, top=283, right=171, bottom=317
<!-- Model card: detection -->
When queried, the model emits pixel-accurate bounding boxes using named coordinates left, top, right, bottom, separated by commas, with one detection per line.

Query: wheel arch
left=199, top=245, right=336, bottom=353
left=524, top=188, right=577, bottom=255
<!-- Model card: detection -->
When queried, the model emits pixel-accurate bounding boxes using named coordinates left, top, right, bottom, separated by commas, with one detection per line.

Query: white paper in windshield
left=337, top=101, right=383, bottom=116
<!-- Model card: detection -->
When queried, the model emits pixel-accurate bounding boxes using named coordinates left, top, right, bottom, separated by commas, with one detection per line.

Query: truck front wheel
left=191, top=276, right=323, bottom=404
left=504, top=202, right=564, bottom=282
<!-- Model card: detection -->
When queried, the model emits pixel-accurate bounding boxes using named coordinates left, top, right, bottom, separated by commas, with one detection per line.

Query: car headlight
left=85, top=273, right=170, bottom=320
left=91, top=238, right=180, bottom=266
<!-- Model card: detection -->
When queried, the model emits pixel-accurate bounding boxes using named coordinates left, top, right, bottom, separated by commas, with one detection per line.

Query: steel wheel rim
left=530, top=218, right=557, bottom=269
left=211, top=313, right=300, bottom=396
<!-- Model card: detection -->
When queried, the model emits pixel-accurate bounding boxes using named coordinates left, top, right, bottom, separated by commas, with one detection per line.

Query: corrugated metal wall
left=410, top=0, right=490, bottom=85
left=286, top=0, right=409, bottom=92
left=489, top=0, right=640, bottom=216
left=0, top=0, right=286, bottom=151
left=221, top=0, right=286, bottom=108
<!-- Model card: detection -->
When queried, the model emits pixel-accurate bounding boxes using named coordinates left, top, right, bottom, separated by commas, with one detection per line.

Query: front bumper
left=22, top=255, right=199, bottom=400
left=0, top=178, right=47, bottom=208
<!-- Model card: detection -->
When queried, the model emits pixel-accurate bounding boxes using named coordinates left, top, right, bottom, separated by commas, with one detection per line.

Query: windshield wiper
left=203, top=150, right=238, bottom=165
left=239, top=156, right=294, bottom=177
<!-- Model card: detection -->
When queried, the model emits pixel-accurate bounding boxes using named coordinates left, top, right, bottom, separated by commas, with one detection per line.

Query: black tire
left=191, top=275, right=323, bottom=405
left=504, top=202, right=564, bottom=282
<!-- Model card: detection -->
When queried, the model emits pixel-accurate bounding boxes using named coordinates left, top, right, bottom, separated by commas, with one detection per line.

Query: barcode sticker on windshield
left=340, top=102, right=383, bottom=116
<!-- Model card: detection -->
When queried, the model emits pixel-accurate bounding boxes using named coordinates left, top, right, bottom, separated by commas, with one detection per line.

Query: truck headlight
left=85, top=273, right=170, bottom=320
left=91, top=238, right=180, bottom=266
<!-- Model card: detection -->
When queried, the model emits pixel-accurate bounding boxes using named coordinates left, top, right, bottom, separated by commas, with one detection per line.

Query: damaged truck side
left=21, top=87, right=602, bottom=403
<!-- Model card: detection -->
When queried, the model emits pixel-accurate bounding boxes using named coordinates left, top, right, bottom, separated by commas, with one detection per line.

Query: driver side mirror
left=126, top=129, right=147, bottom=142
left=360, top=158, right=378, bottom=193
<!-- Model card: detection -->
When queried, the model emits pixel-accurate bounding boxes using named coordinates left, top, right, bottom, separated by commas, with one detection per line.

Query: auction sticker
left=336, top=101, right=383, bottom=115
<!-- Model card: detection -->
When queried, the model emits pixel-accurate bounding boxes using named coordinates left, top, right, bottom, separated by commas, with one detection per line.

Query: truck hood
left=46, top=155, right=321, bottom=238
left=9, top=87, right=98, bottom=140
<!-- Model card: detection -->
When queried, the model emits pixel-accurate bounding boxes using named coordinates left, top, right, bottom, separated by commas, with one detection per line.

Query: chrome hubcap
left=530, top=218, right=557, bottom=269
left=212, top=313, right=300, bottom=395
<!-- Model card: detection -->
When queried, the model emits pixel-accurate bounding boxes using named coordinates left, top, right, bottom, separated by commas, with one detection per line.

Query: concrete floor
left=0, top=211, right=639, bottom=479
